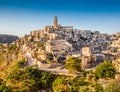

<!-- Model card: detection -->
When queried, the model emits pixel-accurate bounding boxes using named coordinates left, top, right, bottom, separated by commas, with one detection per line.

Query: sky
left=0, top=0, right=120, bottom=36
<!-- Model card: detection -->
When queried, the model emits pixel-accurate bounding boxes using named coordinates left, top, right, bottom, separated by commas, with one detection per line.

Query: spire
left=54, top=16, right=58, bottom=27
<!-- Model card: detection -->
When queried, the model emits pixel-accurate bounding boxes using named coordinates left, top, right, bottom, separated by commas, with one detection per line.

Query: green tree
left=104, top=80, right=120, bottom=92
left=7, top=66, right=55, bottom=91
left=39, top=71, right=55, bottom=90
left=65, top=56, right=82, bottom=73
left=95, top=61, right=116, bottom=78
left=16, top=57, right=27, bottom=68
left=7, top=44, right=19, bottom=51
left=79, top=86, right=93, bottom=92
left=37, top=42, right=45, bottom=47
left=95, top=83, right=103, bottom=92
left=52, top=77, right=68, bottom=92
left=70, top=76, right=89, bottom=91
left=0, top=84, right=12, bottom=92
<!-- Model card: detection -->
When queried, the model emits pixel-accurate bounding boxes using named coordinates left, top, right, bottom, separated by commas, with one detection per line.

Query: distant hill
left=0, top=34, right=19, bottom=43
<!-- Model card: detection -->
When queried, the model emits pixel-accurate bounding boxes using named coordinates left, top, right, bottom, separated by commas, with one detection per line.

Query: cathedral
left=45, top=16, right=60, bottom=31
left=45, top=16, right=73, bottom=31
left=31, top=16, right=73, bottom=36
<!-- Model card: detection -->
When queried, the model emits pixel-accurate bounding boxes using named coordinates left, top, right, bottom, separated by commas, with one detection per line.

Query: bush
left=0, top=84, right=12, bottom=92
left=16, top=58, right=26, bottom=68
left=52, top=77, right=68, bottom=92
left=37, top=42, right=45, bottom=47
left=104, top=80, right=120, bottom=92
left=70, top=76, right=89, bottom=91
left=8, top=45, right=19, bottom=51
left=46, top=59, right=56, bottom=63
left=0, top=79, right=3, bottom=85
left=79, top=86, right=93, bottom=92
left=7, top=66, right=55, bottom=91
left=65, top=56, right=82, bottom=73
left=95, top=83, right=103, bottom=92
left=95, top=61, right=116, bottom=78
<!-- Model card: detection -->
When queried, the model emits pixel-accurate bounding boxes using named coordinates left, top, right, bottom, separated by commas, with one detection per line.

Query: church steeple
left=54, top=16, right=58, bottom=27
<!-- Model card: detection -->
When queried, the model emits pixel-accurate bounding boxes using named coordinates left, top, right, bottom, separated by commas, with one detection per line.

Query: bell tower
left=54, top=16, right=58, bottom=28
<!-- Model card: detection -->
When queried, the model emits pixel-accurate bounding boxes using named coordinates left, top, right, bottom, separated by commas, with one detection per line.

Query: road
left=23, top=51, right=69, bottom=75
left=24, top=51, right=36, bottom=66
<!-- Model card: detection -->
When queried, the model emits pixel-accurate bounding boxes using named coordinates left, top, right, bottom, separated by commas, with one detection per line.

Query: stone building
left=45, top=26, right=54, bottom=31
left=45, top=39, right=73, bottom=61
left=54, top=16, right=59, bottom=30
left=30, top=30, right=42, bottom=36
left=61, top=26, right=73, bottom=31
left=82, top=47, right=91, bottom=57
left=45, top=16, right=61, bottom=31
left=82, top=47, right=92, bottom=68
left=45, top=16, right=73, bottom=32
left=49, top=33, right=58, bottom=40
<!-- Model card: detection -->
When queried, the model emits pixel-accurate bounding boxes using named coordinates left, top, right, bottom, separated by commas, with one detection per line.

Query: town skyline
left=1, top=1, right=120, bottom=91
left=0, top=0, right=120, bottom=36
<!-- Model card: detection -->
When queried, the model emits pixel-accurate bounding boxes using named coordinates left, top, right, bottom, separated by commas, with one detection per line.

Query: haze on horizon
left=0, top=0, right=120, bottom=36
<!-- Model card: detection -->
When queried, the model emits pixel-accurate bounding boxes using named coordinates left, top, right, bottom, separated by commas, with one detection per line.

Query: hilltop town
left=1, top=16, right=120, bottom=91
left=9, top=16, right=120, bottom=70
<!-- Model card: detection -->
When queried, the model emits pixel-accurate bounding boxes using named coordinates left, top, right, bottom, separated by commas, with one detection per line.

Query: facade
left=30, top=30, right=42, bottom=36
left=61, top=26, right=73, bottom=31
left=82, top=47, right=92, bottom=68
left=82, top=47, right=91, bottom=57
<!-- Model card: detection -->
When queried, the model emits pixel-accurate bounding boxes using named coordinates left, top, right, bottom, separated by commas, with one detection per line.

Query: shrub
left=95, top=61, right=116, bottom=78
left=0, top=84, right=12, bottom=92
left=95, top=83, right=103, bottom=92
left=65, top=56, right=82, bottom=73
left=52, top=77, right=68, bottom=92
left=104, top=80, right=120, bottom=92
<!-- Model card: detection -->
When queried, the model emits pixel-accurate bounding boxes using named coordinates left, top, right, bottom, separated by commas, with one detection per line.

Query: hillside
left=0, top=34, right=19, bottom=43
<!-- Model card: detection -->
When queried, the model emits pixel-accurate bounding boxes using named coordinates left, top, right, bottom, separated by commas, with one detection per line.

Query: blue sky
left=0, top=0, right=120, bottom=36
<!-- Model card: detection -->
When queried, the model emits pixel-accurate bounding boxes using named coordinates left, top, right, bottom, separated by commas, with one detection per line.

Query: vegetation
left=7, top=63, right=55, bottom=91
left=0, top=45, right=55, bottom=91
left=0, top=84, right=12, bottom=92
left=52, top=77, right=68, bottom=92
left=0, top=44, right=119, bottom=92
left=16, top=58, right=27, bottom=68
left=7, top=44, right=19, bottom=51
left=37, top=42, right=45, bottom=47
left=95, top=61, right=116, bottom=78
left=95, top=83, right=104, bottom=92
left=0, top=44, right=3, bottom=48
left=70, top=76, right=89, bottom=91
left=7, top=66, right=55, bottom=91
left=52, top=74, right=97, bottom=92
left=65, top=56, right=82, bottom=74
left=104, top=80, right=120, bottom=92
left=80, top=36, right=87, bottom=41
